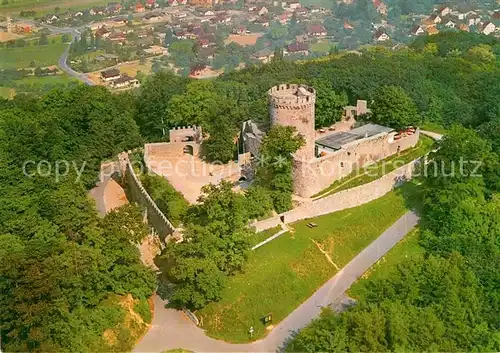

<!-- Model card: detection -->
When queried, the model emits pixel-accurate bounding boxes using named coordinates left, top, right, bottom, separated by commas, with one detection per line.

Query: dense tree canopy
left=0, top=87, right=155, bottom=352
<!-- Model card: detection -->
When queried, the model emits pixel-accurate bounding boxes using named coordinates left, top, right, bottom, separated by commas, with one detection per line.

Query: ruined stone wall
left=120, top=153, right=176, bottom=242
left=293, top=130, right=420, bottom=197
left=253, top=157, right=420, bottom=232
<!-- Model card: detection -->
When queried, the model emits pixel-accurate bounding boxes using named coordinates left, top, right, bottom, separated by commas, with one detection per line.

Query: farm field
left=0, top=74, right=78, bottom=98
left=0, top=36, right=68, bottom=69
left=198, top=190, right=409, bottom=343
left=225, top=34, right=262, bottom=46
left=0, top=0, right=109, bottom=16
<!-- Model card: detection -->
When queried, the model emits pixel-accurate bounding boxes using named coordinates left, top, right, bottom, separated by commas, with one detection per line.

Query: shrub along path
left=133, top=193, right=419, bottom=352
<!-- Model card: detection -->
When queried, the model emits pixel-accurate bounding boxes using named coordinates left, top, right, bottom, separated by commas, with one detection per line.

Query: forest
left=0, top=32, right=499, bottom=351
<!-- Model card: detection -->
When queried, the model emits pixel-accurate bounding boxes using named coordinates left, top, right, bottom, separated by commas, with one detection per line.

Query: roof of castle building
left=315, top=123, right=393, bottom=150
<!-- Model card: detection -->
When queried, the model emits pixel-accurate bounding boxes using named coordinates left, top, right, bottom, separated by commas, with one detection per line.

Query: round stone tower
left=268, top=84, right=316, bottom=160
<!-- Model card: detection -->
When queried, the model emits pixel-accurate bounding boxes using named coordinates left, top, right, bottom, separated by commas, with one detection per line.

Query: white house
left=373, top=30, right=390, bottom=41
left=438, top=6, right=451, bottom=17
left=444, top=20, right=456, bottom=28
left=410, top=25, right=425, bottom=36
left=480, top=22, right=496, bottom=35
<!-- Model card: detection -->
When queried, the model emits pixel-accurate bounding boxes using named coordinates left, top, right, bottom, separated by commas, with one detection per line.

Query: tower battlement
left=268, top=84, right=316, bottom=107
left=268, top=84, right=316, bottom=160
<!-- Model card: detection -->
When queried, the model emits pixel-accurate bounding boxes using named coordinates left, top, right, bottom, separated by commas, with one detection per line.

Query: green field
left=310, top=41, right=335, bottom=53
left=0, top=38, right=68, bottom=69
left=348, top=229, right=424, bottom=301
left=0, top=87, right=14, bottom=99
left=0, top=0, right=109, bottom=16
left=249, top=225, right=283, bottom=247
left=312, top=135, right=435, bottom=199
left=198, top=190, right=409, bottom=343
left=1, top=74, right=78, bottom=99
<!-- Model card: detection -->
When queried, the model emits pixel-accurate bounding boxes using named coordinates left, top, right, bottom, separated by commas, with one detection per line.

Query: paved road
left=134, top=211, right=419, bottom=353
left=23, top=20, right=95, bottom=85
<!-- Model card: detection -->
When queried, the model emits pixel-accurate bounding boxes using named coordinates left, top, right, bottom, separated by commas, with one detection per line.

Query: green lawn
left=310, top=41, right=332, bottom=53
left=312, top=135, right=435, bottom=199
left=348, top=229, right=424, bottom=301
left=0, top=39, right=68, bottom=69
left=249, top=225, right=283, bottom=247
left=198, top=190, right=409, bottom=343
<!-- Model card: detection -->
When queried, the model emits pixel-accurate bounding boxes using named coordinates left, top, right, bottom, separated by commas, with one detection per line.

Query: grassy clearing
left=249, top=225, right=282, bottom=247
left=198, top=190, right=409, bottom=343
left=0, top=87, right=15, bottom=99
left=348, top=229, right=424, bottom=301
left=310, top=41, right=332, bottom=53
left=421, top=121, right=449, bottom=135
left=312, top=135, right=434, bottom=199
left=0, top=38, right=68, bottom=69
left=14, top=74, right=76, bottom=85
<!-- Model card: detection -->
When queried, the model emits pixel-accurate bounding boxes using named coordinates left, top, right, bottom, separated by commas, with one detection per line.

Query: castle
left=242, top=84, right=420, bottom=198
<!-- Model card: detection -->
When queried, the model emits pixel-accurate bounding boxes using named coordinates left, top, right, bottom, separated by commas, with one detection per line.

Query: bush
left=134, top=297, right=152, bottom=324
left=140, top=173, right=189, bottom=226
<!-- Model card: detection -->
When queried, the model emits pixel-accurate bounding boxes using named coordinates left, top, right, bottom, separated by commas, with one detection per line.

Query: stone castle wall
left=293, top=130, right=420, bottom=197
left=268, top=84, right=316, bottom=160
left=119, top=153, right=176, bottom=242
left=253, top=157, right=421, bottom=232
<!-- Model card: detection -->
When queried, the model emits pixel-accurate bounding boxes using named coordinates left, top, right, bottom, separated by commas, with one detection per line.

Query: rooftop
left=315, top=123, right=394, bottom=151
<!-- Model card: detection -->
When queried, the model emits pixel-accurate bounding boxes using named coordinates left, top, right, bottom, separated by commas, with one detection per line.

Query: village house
left=286, top=1, right=301, bottom=10
left=285, top=42, right=309, bottom=55
left=294, top=7, right=308, bottom=17
left=101, top=68, right=121, bottom=82
left=110, top=75, right=140, bottom=89
left=410, top=24, right=425, bottom=36
left=373, top=29, right=390, bottom=41
left=467, top=13, right=481, bottom=26
left=373, top=0, right=388, bottom=16
left=135, top=3, right=146, bottom=12
left=106, top=2, right=122, bottom=14
left=458, top=23, right=470, bottom=31
left=256, top=6, right=268, bottom=16
left=252, top=48, right=274, bottom=63
left=143, top=45, right=167, bottom=55
left=426, top=14, right=442, bottom=25
left=146, top=0, right=157, bottom=8
left=90, top=7, right=104, bottom=15
left=426, top=25, right=439, bottom=35
left=438, top=6, right=451, bottom=17
left=108, top=31, right=125, bottom=42
left=95, top=26, right=111, bottom=38
left=277, top=12, right=291, bottom=25
left=168, top=0, right=179, bottom=6
left=444, top=19, right=456, bottom=28
left=480, top=21, right=496, bottom=35
left=307, top=24, right=327, bottom=37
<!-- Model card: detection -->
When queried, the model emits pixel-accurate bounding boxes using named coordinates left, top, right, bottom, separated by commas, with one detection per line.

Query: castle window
left=340, top=162, right=344, bottom=167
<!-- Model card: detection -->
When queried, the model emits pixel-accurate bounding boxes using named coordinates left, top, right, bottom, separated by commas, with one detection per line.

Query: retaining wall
left=253, top=158, right=420, bottom=231
left=121, top=153, right=176, bottom=242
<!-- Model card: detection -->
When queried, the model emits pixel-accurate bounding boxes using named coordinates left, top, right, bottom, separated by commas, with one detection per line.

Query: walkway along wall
left=252, top=158, right=421, bottom=232
left=119, top=152, right=176, bottom=242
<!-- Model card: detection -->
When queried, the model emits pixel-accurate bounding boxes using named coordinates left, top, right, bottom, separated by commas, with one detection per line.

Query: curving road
left=133, top=211, right=419, bottom=353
